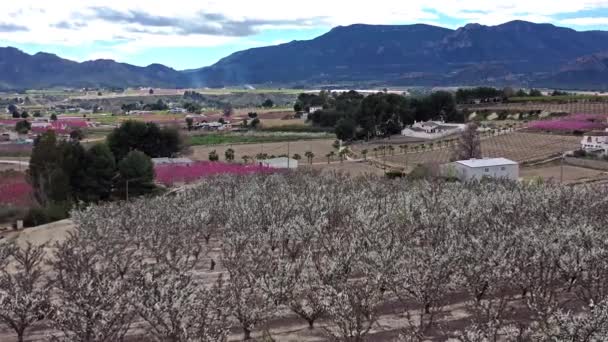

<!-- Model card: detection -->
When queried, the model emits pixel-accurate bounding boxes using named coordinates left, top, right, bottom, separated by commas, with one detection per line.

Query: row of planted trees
left=2, top=172, right=608, bottom=341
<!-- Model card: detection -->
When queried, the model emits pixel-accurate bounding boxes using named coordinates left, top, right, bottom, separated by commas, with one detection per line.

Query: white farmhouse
left=152, top=158, right=194, bottom=166
left=401, top=120, right=466, bottom=139
left=260, top=157, right=298, bottom=169
left=581, top=129, right=608, bottom=154
left=308, top=106, right=323, bottom=114
left=453, top=158, right=519, bottom=182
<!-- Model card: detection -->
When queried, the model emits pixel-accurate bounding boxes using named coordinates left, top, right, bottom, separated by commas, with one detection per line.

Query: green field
left=188, top=133, right=334, bottom=146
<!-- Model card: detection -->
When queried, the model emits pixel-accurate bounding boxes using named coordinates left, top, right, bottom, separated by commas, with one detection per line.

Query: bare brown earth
left=521, top=163, right=608, bottom=184
left=190, top=139, right=337, bottom=164
left=467, top=101, right=608, bottom=115
left=364, top=132, right=581, bottom=172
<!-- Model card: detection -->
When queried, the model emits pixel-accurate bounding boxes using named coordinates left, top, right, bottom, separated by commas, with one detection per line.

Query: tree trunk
left=244, top=327, right=252, bottom=340
left=307, top=319, right=315, bottom=329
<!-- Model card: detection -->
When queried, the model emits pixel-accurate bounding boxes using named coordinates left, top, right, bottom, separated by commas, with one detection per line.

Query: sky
left=3, top=1, right=608, bottom=70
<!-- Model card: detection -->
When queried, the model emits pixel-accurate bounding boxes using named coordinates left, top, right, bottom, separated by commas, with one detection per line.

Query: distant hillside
left=192, top=21, right=608, bottom=88
left=536, top=52, right=608, bottom=90
left=0, top=47, right=188, bottom=90
left=4, top=21, right=608, bottom=90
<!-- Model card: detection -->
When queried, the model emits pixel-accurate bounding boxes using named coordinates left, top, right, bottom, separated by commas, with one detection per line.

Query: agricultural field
left=527, top=113, right=608, bottom=132
left=0, top=171, right=32, bottom=207
left=2, top=175, right=608, bottom=341
left=521, top=163, right=608, bottom=184
left=367, top=132, right=581, bottom=171
left=188, top=132, right=334, bottom=147
left=307, top=160, right=386, bottom=177
left=0, top=144, right=32, bottom=157
left=470, top=101, right=608, bottom=115
left=155, top=162, right=278, bottom=186
left=190, top=138, right=337, bottom=163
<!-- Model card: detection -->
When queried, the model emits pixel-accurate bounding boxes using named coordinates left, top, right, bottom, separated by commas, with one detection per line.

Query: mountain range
left=4, top=20, right=608, bottom=90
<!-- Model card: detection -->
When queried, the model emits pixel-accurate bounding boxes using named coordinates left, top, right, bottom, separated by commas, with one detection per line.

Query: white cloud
left=1, top=0, right=608, bottom=62
left=561, top=16, right=608, bottom=25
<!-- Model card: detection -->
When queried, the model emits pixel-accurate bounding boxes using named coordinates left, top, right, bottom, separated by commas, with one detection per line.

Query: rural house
left=581, top=129, right=608, bottom=154
left=401, top=120, right=466, bottom=139
left=260, top=157, right=298, bottom=169
left=308, top=106, right=323, bottom=114
left=452, top=158, right=519, bottom=182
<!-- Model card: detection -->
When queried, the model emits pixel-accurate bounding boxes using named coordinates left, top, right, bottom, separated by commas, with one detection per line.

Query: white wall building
left=453, top=158, right=519, bottom=182
left=308, top=106, right=323, bottom=114
left=581, top=129, right=608, bottom=154
left=260, top=157, right=298, bottom=169
left=402, top=120, right=466, bottom=139
left=152, top=158, right=194, bottom=166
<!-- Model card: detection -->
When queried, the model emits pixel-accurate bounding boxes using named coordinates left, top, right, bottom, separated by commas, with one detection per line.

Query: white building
left=0, top=130, right=18, bottom=142
left=260, top=157, right=298, bottom=169
left=401, top=120, right=466, bottom=139
left=453, top=158, right=519, bottom=182
left=581, top=129, right=608, bottom=154
left=152, top=158, right=194, bottom=166
left=169, top=108, right=187, bottom=114
left=308, top=106, right=323, bottom=114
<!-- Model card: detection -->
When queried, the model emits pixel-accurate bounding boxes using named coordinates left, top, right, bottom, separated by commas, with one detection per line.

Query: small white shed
left=260, top=157, right=298, bottom=169
left=453, top=158, right=519, bottom=181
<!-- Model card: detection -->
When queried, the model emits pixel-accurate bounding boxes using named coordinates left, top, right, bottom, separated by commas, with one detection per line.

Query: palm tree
left=293, top=154, right=302, bottom=161
left=242, top=155, right=250, bottom=164
left=339, top=149, right=348, bottom=163
left=387, top=145, right=395, bottom=156
left=361, top=149, right=368, bottom=160
left=429, top=142, right=434, bottom=151
left=403, top=145, right=409, bottom=154
left=420, top=144, right=426, bottom=152
left=326, top=151, right=335, bottom=164
left=305, top=151, right=314, bottom=164
left=225, top=148, right=235, bottom=162
left=373, top=148, right=378, bottom=158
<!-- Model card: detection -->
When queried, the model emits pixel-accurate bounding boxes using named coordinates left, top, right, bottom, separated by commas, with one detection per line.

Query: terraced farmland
left=369, top=132, right=581, bottom=171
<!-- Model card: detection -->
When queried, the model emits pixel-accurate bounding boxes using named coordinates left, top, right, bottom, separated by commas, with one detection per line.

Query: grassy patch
left=189, top=133, right=334, bottom=146
left=259, top=124, right=333, bottom=133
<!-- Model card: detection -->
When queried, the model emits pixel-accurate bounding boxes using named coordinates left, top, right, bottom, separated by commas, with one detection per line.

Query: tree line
left=295, top=90, right=462, bottom=141
left=2, top=173, right=608, bottom=341
left=24, top=121, right=183, bottom=226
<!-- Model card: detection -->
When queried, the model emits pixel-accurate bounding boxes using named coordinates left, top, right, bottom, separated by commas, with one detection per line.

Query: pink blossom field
left=528, top=113, right=608, bottom=132
left=155, top=161, right=277, bottom=186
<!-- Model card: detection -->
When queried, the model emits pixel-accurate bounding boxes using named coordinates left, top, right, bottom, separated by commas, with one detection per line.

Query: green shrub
left=385, top=170, right=405, bottom=179
left=0, top=206, right=26, bottom=223
left=23, top=207, right=50, bottom=228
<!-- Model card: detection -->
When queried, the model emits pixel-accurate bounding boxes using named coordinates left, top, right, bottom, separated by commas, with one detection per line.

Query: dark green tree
left=50, top=114, right=58, bottom=121
left=262, top=99, right=274, bottom=108
left=107, top=121, right=183, bottom=161
left=225, top=148, right=235, bottom=162
left=81, top=144, right=116, bottom=202
left=20, top=111, right=29, bottom=119
left=209, top=150, right=219, bottom=162
left=294, top=103, right=303, bottom=112
left=186, top=117, right=194, bottom=131
left=28, top=132, right=61, bottom=205
left=15, top=120, right=31, bottom=134
left=116, top=151, right=155, bottom=200
left=334, top=118, right=356, bottom=141
left=69, top=129, right=84, bottom=141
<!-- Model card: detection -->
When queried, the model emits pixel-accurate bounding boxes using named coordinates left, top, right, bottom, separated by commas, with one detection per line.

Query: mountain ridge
left=3, top=21, right=608, bottom=90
